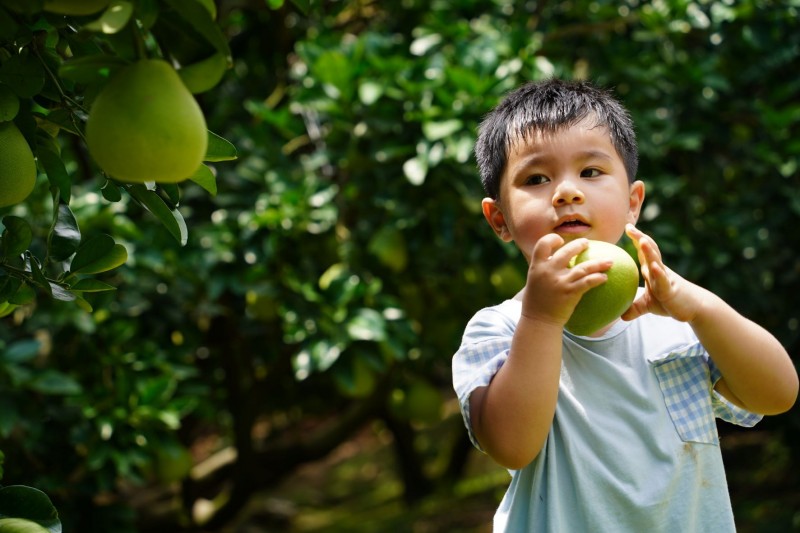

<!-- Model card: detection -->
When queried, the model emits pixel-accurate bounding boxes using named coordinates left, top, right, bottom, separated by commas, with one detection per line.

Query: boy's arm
left=624, top=224, right=798, bottom=415
left=471, top=235, right=612, bottom=470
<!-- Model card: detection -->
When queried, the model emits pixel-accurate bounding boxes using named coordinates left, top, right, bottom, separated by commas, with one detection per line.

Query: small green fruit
left=86, top=59, right=207, bottom=184
left=0, top=517, right=49, bottom=533
left=565, top=240, right=639, bottom=336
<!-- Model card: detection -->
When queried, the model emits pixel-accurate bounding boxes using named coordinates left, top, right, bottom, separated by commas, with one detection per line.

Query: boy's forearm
left=471, top=316, right=563, bottom=470
left=690, top=290, right=798, bottom=415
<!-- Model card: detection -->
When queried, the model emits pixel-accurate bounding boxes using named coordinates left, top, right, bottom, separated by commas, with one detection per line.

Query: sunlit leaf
left=70, top=278, right=117, bottom=293
left=346, top=308, right=386, bottom=342
left=204, top=131, right=238, bottom=162
left=70, top=234, right=127, bottom=275
left=422, top=119, right=463, bottom=141
left=402, top=156, right=427, bottom=186
left=83, top=0, right=135, bottom=34
left=126, top=185, right=188, bottom=245
left=189, top=164, right=217, bottom=195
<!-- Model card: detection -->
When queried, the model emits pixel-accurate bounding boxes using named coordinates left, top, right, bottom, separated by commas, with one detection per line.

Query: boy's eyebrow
left=507, top=149, right=615, bottom=177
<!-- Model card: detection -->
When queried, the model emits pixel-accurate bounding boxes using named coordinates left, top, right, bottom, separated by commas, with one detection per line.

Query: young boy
left=452, top=78, right=798, bottom=532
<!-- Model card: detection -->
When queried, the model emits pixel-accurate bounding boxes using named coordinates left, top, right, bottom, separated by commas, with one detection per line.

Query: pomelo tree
left=0, top=0, right=239, bottom=526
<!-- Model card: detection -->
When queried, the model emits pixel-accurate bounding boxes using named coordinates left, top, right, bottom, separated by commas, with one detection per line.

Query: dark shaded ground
left=219, top=408, right=799, bottom=532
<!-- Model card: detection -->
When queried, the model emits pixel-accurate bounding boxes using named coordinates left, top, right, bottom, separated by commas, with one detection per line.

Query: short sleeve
left=452, top=305, right=516, bottom=451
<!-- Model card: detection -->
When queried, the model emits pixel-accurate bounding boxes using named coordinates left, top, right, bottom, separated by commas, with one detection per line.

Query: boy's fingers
left=532, top=233, right=567, bottom=263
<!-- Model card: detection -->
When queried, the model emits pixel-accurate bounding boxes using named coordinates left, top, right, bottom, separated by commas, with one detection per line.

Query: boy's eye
left=581, top=168, right=601, bottom=178
left=525, top=175, right=549, bottom=186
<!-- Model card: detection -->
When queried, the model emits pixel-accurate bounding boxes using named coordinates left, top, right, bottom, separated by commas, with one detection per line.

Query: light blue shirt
left=452, top=298, right=761, bottom=532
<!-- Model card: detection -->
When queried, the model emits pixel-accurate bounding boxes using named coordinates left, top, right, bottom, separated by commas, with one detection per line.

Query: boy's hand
left=521, top=234, right=612, bottom=326
left=622, top=224, right=706, bottom=323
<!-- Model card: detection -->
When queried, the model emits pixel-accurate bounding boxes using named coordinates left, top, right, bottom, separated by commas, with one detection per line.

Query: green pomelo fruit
left=43, top=0, right=110, bottom=15
left=565, top=240, right=639, bottom=336
left=0, top=518, right=49, bottom=533
left=0, top=84, right=20, bottom=121
left=86, top=59, right=207, bottom=184
left=0, top=121, right=37, bottom=208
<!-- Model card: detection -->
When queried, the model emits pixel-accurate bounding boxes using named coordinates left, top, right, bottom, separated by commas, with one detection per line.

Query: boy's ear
left=482, top=198, right=512, bottom=242
left=627, top=180, right=646, bottom=225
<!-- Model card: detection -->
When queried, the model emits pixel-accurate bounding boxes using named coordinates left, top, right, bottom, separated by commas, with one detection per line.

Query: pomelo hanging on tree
left=86, top=59, right=208, bottom=184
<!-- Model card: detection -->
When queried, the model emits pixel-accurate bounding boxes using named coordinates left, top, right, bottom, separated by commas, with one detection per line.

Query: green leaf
left=178, top=52, right=228, bottom=94
left=288, top=0, right=309, bottom=15
left=0, top=485, right=60, bottom=529
left=36, top=146, right=71, bottom=203
left=0, top=276, right=21, bottom=302
left=402, top=156, right=427, bottom=186
left=26, top=252, right=51, bottom=297
left=346, top=308, right=386, bottom=342
left=1, top=216, right=32, bottom=257
left=204, top=131, right=238, bottom=162
left=49, top=283, right=76, bottom=302
left=2, top=339, right=40, bottom=363
left=163, top=0, right=232, bottom=60
left=126, top=185, right=188, bottom=245
left=70, top=234, right=128, bottom=275
left=8, top=283, right=34, bottom=305
left=0, top=53, right=45, bottom=98
left=48, top=202, right=81, bottom=262
left=101, top=179, right=122, bottom=202
left=70, top=279, right=116, bottom=292
left=58, top=54, right=128, bottom=85
left=189, top=164, right=217, bottom=195
left=83, top=0, right=134, bottom=34
left=313, top=50, right=352, bottom=98
left=422, top=119, right=463, bottom=141
left=29, top=371, right=82, bottom=396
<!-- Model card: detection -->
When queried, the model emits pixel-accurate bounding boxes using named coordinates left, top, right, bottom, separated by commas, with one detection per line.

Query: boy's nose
left=552, top=180, right=585, bottom=206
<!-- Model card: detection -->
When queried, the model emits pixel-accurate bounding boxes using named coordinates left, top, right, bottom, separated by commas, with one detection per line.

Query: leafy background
left=0, top=0, right=798, bottom=531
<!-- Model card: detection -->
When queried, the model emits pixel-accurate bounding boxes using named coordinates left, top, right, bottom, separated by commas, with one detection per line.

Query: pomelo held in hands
left=86, top=59, right=207, bottom=184
left=565, top=240, right=639, bottom=336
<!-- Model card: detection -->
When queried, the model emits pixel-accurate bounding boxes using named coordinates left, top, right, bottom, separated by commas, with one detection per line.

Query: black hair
left=475, top=78, right=639, bottom=199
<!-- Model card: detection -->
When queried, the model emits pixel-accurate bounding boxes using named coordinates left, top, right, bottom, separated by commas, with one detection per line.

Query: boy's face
left=482, top=120, right=644, bottom=261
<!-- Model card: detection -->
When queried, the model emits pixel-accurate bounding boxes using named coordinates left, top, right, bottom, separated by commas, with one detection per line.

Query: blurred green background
left=0, top=0, right=798, bottom=531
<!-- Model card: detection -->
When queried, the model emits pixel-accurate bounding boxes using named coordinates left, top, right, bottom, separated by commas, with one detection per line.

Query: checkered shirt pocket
left=650, top=342, right=763, bottom=445
left=651, top=343, right=720, bottom=444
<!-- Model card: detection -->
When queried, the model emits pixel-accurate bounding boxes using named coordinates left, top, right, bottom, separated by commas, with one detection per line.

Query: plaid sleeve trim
left=650, top=342, right=762, bottom=445
left=453, top=338, right=512, bottom=451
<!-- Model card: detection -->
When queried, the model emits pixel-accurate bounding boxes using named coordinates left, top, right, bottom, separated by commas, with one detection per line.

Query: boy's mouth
left=555, top=217, right=590, bottom=233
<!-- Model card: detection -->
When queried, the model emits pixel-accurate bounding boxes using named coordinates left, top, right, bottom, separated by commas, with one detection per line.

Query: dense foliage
left=0, top=0, right=797, bottom=530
